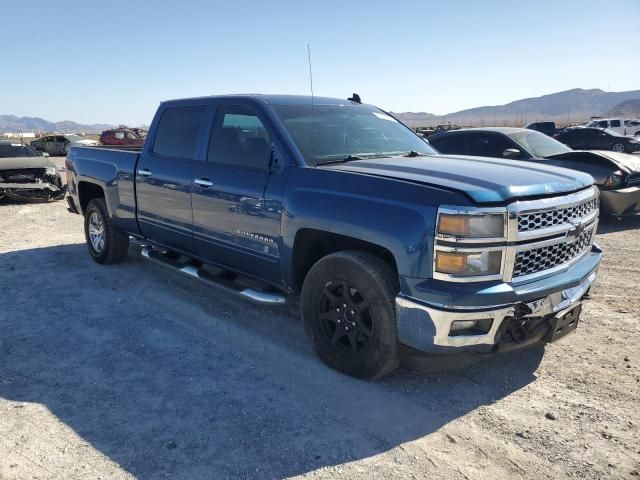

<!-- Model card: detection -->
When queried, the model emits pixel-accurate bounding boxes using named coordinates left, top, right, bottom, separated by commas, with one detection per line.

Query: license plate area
left=548, top=304, right=581, bottom=342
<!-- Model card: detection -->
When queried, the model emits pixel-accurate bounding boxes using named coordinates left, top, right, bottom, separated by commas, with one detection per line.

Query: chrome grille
left=518, top=197, right=598, bottom=232
left=513, top=229, right=594, bottom=278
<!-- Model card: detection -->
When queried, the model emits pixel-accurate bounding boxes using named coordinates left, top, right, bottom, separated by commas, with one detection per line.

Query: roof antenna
left=348, top=93, right=361, bottom=104
left=307, top=43, right=316, bottom=160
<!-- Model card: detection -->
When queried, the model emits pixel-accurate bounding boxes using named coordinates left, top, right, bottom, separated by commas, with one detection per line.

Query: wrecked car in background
left=99, top=127, right=146, bottom=147
left=0, top=140, right=66, bottom=202
left=428, top=127, right=640, bottom=216
left=31, top=134, right=99, bottom=156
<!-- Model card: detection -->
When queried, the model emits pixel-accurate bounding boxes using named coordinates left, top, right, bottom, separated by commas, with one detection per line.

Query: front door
left=191, top=104, right=282, bottom=281
left=136, top=104, right=207, bottom=252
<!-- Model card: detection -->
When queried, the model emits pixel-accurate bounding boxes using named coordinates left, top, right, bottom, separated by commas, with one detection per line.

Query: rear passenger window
left=115, top=132, right=125, bottom=139
left=153, top=105, right=206, bottom=160
left=610, top=120, right=621, bottom=127
left=468, top=134, right=514, bottom=158
left=208, top=105, right=270, bottom=169
left=430, top=134, right=466, bottom=155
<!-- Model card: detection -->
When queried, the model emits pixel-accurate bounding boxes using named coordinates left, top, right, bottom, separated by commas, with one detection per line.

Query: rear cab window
left=152, top=105, right=207, bottom=160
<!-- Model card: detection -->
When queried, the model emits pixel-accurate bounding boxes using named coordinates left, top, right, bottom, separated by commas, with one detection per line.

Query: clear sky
left=2, top=0, right=639, bottom=125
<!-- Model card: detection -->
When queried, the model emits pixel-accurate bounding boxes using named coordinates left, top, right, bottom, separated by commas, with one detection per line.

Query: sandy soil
left=0, top=183, right=639, bottom=479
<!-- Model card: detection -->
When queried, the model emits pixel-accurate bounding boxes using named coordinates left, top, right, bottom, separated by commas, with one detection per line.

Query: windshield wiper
left=316, top=155, right=365, bottom=165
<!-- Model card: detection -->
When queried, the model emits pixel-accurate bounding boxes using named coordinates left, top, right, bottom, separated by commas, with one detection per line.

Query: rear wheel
left=612, top=143, right=625, bottom=153
left=301, top=250, right=400, bottom=379
left=84, top=198, right=129, bottom=264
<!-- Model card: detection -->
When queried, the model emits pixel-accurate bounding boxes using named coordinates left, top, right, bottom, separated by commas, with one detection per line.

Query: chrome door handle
left=194, top=178, right=213, bottom=188
left=137, top=168, right=153, bottom=177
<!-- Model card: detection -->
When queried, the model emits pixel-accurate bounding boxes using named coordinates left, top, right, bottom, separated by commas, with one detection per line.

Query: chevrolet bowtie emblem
left=566, top=220, right=585, bottom=243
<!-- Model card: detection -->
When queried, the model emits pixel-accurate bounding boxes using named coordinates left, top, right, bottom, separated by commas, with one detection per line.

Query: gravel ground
left=1, top=173, right=639, bottom=479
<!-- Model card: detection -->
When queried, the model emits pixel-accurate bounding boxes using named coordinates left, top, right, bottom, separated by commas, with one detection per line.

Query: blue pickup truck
left=66, top=94, right=602, bottom=379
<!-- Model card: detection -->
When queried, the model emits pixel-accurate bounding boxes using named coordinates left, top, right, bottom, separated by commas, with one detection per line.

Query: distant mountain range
left=0, top=115, right=113, bottom=134
left=3, top=88, right=639, bottom=133
left=609, top=99, right=640, bottom=117
left=393, top=88, right=640, bottom=127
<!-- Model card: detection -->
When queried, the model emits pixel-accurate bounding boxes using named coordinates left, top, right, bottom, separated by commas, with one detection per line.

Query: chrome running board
left=140, top=245, right=287, bottom=305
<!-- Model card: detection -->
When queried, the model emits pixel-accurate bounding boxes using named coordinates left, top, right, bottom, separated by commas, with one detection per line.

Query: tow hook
left=514, top=302, right=533, bottom=318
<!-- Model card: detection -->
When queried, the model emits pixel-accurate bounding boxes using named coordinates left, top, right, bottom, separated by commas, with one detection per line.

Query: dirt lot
left=1, top=167, right=639, bottom=479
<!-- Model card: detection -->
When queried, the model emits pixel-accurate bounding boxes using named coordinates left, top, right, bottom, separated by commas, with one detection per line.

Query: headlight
left=437, top=213, right=504, bottom=238
left=435, top=250, right=502, bottom=276
left=603, top=170, right=625, bottom=189
left=45, top=166, right=58, bottom=176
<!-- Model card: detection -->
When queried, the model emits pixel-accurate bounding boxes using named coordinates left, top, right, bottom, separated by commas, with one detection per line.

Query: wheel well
left=292, top=229, right=398, bottom=291
left=78, top=182, right=105, bottom=213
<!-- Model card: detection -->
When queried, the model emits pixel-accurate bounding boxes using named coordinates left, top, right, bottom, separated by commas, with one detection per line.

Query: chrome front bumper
left=396, top=268, right=598, bottom=353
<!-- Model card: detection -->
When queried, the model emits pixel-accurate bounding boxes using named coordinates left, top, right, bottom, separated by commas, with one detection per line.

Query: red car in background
left=99, top=127, right=146, bottom=147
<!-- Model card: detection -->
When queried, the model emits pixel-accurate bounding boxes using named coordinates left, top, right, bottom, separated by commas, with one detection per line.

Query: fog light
left=450, top=320, right=478, bottom=331
left=449, top=318, right=493, bottom=336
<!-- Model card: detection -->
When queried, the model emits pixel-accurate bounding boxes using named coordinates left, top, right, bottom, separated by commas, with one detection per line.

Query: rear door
left=136, top=104, right=207, bottom=252
left=36, top=136, right=54, bottom=153
left=54, top=136, right=69, bottom=155
left=609, top=119, right=623, bottom=135
left=429, top=132, right=468, bottom=155
left=191, top=103, right=282, bottom=281
left=582, top=129, right=607, bottom=149
left=560, top=129, right=591, bottom=149
left=466, top=132, right=526, bottom=159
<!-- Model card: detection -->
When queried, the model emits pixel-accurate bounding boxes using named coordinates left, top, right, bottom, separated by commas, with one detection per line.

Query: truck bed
left=66, top=145, right=140, bottom=234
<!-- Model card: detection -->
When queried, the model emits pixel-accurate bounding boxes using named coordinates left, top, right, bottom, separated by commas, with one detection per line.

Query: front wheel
left=84, top=198, right=129, bottom=264
left=300, top=250, right=400, bottom=379
left=612, top=143, right=626, bottom=153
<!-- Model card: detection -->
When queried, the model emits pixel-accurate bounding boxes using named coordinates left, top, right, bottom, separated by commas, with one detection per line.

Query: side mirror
left=502, top=148, right=521, bottom=159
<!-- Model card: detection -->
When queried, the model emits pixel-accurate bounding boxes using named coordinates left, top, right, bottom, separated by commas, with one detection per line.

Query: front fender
left=280, top=167, right=473, bottom=285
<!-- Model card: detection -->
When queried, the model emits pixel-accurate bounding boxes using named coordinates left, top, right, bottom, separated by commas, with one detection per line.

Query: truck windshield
left=273, top=103, right=437, bottom=165
left=507, top=130, right=572, bottom=158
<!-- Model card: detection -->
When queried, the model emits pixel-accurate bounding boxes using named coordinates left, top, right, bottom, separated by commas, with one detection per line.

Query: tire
left=84, top=198, right=129, bottom=264
left=300, top=250, right=400, bottom=379
left=612, top=143, right=625, bottom=153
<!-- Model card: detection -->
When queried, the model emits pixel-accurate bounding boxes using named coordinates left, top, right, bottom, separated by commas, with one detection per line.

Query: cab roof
left=161, top=94, right=361, bottom=107
left=449, top=127, right=530, bottom=134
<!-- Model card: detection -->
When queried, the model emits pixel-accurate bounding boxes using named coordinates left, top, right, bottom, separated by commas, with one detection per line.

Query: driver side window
left=207, top=105, right=270, bottom=170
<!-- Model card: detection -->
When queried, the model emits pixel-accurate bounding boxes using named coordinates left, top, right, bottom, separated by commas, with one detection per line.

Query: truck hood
left=322, top=154, right=593, bottom=204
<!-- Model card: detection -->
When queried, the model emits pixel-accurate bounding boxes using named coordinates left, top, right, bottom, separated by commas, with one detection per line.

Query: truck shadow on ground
left=598, top=214, right=640, bottom=233
left=0, top=243, right=544, bottom=479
